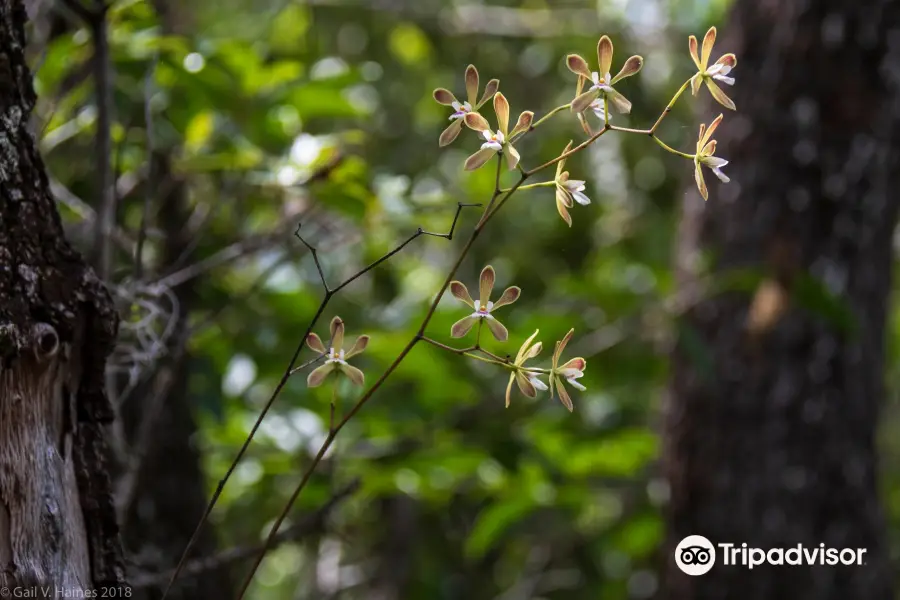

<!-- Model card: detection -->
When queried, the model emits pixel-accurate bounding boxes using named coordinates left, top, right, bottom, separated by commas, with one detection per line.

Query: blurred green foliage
left=31, top=0, right=900, bottom=598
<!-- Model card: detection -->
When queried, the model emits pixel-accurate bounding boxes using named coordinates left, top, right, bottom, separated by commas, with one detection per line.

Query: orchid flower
left=433, top=65, right=499, bottom=147
left=567, top=35, right=643, bottom=116
left=549, top=329, right=586, bottom=412
left=306, top=316, right=369, bottom=387
left=553, top=141, right=591, bottom=227
left=694, top=114, right=730, bottom=201
left=688, top=27, right=737, bottom=111
left=463, top=93, right=534, bottom=171
left=505, top=330, right=548, bottom=407
left=449, top=265, right=521, bottom=341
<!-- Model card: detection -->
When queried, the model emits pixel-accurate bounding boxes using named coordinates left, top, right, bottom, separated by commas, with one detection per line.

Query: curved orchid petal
left=705, top=79, right=736, bottom=110
left=479, top=265, right=496, bottom=305
left=611, top=55, right=643, bottom=84
left=688, top=35, right=701, bottom=70
left=566, top=54, right=593, bottom=79
left=465, top=147, right=498, bottom=171
left=571, top=88, right=600, bottom=114
left=340, top=363, right=365, bottom=386
left=464, top=112, right=491, bottom=132
left=607, top=89, right=632, bottom=114
left=505, top=372, right=516, bottom=407
left=439, top=119, right=464, bottom=147
left=451, top=315, right=478, bottom=338
left=307, top=363, right=336, bottom=388
left=492, top=286, right=521, bottom=310
left=555, top=190, right=573, bottom=227
left=494, top=92, right=510, bottom=135
left=306, top=333, right=327, bottom=354
left=504, top=143, right=521, bottom=170
left=345, top=335, right=369, bottom=359
left=515, top=372, right=537, bottom=398
left=701, top=114, right=723, bottom=147
left=465, top=64, right=479, bottom=106
left=555, top=379, right=574, bottom=411
left=433, top=88, right=457, bottom=106
left=701, top=27, right=716, bottom=70
left=450, top=280, right=475, bottom=308
left=484, top=317, right=509, bottom=342
left=330, top=316, right=345, bottom=350
left=597, top=35, right=614, bottom=78
left=478, top=79, right=500, bottom=107
left=694, top=161, right=708, bottom=201
left=553, top=328, right=575, bottom=367
left=690, top=72, right=703, bottom=96
left=510, top=111, right=534, bottom=137
left=515, top=329, right=542, bottom=363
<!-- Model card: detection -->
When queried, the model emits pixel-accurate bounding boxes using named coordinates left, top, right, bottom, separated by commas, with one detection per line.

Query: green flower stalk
left=433, top=64, right=499, bottom=147
left=306, top=316, right=369, bottom=387
left=449, top=265, right=520, bottom=341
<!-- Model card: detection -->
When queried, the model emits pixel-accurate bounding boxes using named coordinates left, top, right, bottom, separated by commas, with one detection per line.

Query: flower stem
left=649, top=77, right=692, bottom=134
left=528, top=103, right=571, bottom=132
left=652, top=135, right=695, bottom=159
left=525, top=126, right=609, bottom=176
left=500, top=180, right=556, bottom=193
left=419, top=336, right=476, bottom=354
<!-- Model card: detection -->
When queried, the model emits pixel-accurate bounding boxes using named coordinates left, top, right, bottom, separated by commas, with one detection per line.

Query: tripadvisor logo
left=675, top=535, right=716, bottom=576
left=674, top=535, right=868, bottom=575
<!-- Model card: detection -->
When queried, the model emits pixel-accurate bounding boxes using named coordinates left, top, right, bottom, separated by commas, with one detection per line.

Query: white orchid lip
left=705, top=63, right=735, bottom=86
left=528, top=375, right=548, bottom=391
left=590, top=71, right=613, bottom=92
left=558, top=177, right=592, bottom=206
left=588, top=98, right=611, bottom=122
left=481, top=129, right=505, bottom=151
left=450, top=100, right=473, bottom=120
left=472, top=299, right=495, bottom=319
left=325, top=347, right=347, bottom=365
left=701, top=156, right=730, bottom=182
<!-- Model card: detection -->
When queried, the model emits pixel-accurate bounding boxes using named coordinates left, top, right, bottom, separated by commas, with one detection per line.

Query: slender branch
left=500, top=180, right=555, bottom=193
left=651, top=135, right=695, bottom=159
left=525, top=127, right=609, bottom=176
left=649, top=78, right=692, bottom=134
left=235, top=153, right=543, bottom=597
left=133, top=480, right=360, bottom=588
left=162, top=202, right=479, bottom=599
left=134, top=56, right=157, bottom=280
left=418, top=336, right=476, bottom=354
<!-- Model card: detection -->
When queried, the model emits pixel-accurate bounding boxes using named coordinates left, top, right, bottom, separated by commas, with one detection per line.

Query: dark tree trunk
left=0, top=0, right=124, bottom=590
left=663, top=0, right=900, bottom=598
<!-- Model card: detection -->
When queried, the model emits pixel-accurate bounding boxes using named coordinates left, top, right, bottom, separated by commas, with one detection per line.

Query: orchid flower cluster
left=304, top=28, right=739, bottom=409
left=447, top=265, right=587, bottom=412
left=226, top=27, right=742, bottom=593
left=434, top=26, right=737, bottom=206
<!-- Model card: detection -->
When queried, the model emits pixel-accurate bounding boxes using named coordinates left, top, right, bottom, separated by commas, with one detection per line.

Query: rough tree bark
left=664, top=0, right=900, bottom=598
left=0, top=0, right=124, bottom=592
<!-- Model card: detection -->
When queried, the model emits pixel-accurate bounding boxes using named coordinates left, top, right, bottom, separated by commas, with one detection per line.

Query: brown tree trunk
left=664, top=0, right=900, bottom=598
left=0, top=0, right=124, bottom=591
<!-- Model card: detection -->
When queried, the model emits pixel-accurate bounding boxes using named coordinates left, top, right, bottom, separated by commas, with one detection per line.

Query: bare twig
left=133, top=479, right=360, bottom=588
left=161, top=202, right=479, bottom=598
left=134, top=56, right=157, bottom=279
